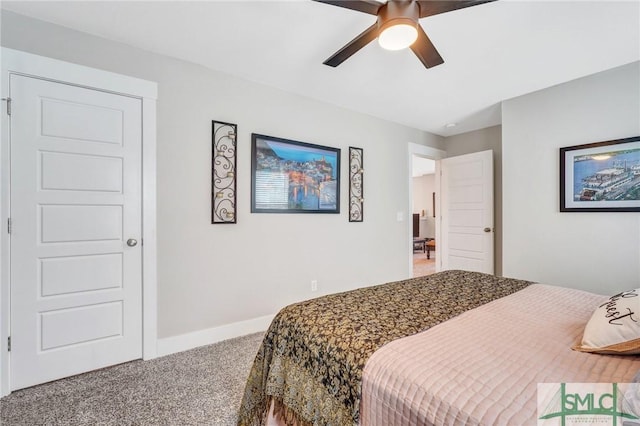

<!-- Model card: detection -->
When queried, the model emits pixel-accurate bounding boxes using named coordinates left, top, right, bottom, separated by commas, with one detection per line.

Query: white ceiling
left=3, top=0, right=639, bottom=137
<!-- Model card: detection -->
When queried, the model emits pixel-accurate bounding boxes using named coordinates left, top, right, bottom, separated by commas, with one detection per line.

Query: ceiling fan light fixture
left=378, top=21, right=418, bottom=50
left=315, top=0, right=496, bottom=68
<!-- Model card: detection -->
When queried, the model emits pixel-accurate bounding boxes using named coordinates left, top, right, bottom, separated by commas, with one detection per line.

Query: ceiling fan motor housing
left=377, top=1, right=420, bottom=33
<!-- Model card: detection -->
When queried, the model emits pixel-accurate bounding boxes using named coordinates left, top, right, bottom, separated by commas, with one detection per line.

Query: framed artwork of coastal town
left=251, top=134, right=341, bottom=214
left=560, top=136, right=640, bottom=212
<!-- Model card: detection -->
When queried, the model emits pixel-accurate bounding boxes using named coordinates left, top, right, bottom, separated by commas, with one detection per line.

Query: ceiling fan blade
left=410, top=25, right=444, bottom=68
left=416, top=0, right=497, bottom=18
left=312, top=0, right=382, bottom=15
left=323, top=23, right=380, bottom=67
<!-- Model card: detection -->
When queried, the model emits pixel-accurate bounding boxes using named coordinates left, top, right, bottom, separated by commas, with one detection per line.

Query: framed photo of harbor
left=251, top=134, right=340, bottom=214
left=560, top=136, right=640, bottom=212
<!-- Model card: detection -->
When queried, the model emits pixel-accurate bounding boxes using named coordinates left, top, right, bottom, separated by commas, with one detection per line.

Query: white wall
left=412, top=174, right=436, bottom=238
left=0, top=11, right=444, bottom=341
left=502, top=62, right=640, bottom=294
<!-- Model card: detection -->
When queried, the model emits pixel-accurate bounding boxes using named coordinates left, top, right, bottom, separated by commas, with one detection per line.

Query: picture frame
left=559, top=136, right=640, bottom=212
left=251, top=133, right=340, bottom=214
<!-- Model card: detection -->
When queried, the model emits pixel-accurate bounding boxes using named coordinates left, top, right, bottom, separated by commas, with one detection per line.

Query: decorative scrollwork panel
left=349, top=147, right=363, bottom=222
left=212, top=121, right=237, bottom=224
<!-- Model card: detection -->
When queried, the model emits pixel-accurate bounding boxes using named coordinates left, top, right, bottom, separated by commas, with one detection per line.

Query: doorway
left=412, top=156, right=436, bottom=277
left=406, top=143, right=445, bottom=278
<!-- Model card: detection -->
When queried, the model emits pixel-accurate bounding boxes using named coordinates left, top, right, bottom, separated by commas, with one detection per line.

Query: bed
left=237, top=270, right=640, bottom=426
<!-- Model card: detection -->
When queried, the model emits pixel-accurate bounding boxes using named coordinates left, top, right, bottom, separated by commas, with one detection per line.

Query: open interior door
left=437, top=150, right=494, bottom=274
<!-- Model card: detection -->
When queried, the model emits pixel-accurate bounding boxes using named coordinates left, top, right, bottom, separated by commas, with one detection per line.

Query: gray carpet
left=0, top=332, right=264, bottom=425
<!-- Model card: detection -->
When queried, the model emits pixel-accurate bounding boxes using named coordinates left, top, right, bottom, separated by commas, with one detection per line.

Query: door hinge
left=2, top=97, right=11, bottom=116
left=7, top=218, right=11, bottom=234
left=7, top=336, right=10, bottom=352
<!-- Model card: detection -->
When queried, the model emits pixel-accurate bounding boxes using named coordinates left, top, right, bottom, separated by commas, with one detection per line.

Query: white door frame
left=0, top=48, right=158, bottom=397
left=407, top=142, right=445, bottom=277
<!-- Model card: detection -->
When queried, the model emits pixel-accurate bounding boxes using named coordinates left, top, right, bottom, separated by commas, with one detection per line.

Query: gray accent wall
left=502, top=62, right=640, bottom=293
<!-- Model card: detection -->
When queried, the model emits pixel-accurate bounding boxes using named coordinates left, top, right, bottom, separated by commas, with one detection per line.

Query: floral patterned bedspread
left=237, top=270, right=531, bottom=426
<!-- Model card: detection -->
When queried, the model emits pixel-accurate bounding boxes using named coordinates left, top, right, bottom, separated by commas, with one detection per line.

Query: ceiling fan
left=313, top=0, right=497, bottom=68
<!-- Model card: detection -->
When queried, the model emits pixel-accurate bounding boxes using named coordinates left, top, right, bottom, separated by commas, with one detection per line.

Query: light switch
left=396, top=212, right=404, bottom=222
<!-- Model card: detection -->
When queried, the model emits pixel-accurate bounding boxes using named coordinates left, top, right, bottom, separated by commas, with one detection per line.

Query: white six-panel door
left=10, top=74, right=142, bottom=390
left=439, top=150, right=494, bottom=274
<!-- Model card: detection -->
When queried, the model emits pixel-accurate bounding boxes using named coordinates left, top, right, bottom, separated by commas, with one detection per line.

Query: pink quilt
left=361, top=284, right=640, bottom=425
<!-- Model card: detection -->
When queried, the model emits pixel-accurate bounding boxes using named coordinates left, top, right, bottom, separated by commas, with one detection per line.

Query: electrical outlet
left=311, top=280, right=318, bottom=292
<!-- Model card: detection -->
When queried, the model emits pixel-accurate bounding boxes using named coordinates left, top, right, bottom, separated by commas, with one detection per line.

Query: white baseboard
left=156, top=314, right=274, bottom=357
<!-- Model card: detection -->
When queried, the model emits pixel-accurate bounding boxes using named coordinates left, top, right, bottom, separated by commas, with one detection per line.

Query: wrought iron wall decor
left=349, top=147, right=364, bottom=222
left=212, top=121, right=237, bottom=224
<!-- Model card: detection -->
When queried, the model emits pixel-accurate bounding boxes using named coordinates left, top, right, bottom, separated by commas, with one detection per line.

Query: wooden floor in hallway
left=413, top=252, right=436, bottom=277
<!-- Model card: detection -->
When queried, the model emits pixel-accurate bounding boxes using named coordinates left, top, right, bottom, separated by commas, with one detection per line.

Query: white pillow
left=573, top=288, right=640, bottom=355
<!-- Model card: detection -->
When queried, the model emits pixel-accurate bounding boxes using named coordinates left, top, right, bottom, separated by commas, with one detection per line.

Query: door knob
left=127, top=238, right=138, bottom=247
left=483, top=227, right=492, bottom=233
